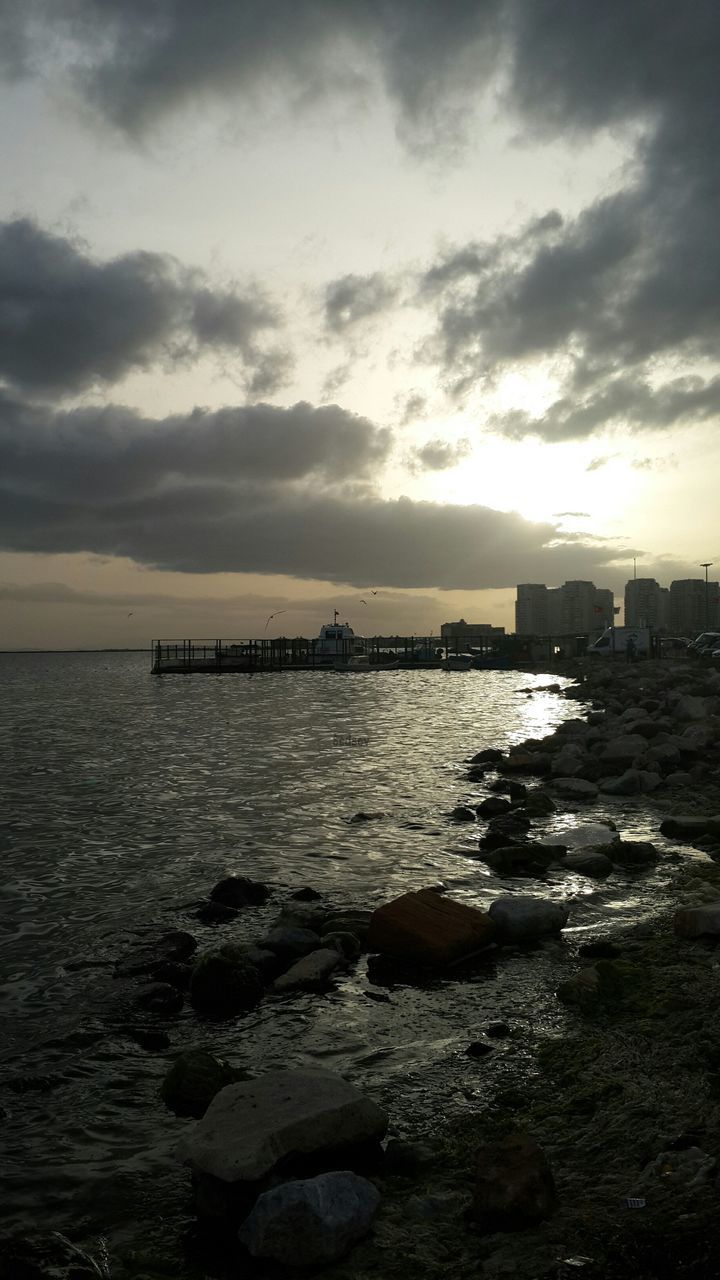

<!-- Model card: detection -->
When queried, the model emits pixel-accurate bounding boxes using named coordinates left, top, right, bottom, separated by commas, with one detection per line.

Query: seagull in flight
left=370, top=589, right=379, bottom=595
left=127, top=612, right=134, bottom=617
left=359, top=599, right=367, bottom=605
left=264, top=610, right=287, bottom=631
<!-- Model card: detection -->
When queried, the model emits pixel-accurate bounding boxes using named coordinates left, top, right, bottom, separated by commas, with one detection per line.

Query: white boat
left=441, top=652, right=474, bottom=671
left=313, top=614, right=398, bottom=670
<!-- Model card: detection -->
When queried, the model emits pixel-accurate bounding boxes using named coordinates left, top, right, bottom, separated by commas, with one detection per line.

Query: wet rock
left=485, top=1021, right=511, bottom=1038
left=489, top=779, right=527, bottom=801
left=660, top=815, right=720, bottom=839
left=466, top=1040, right=493, bottom=1057
left=178, top=1068, right=388, bottom=1184
left=125, top=1026, right=171, bottom=1051
left=210, top=875, right=271, bottom=908
left=600, top=768, right=661, bottom=795
left=550, top=748, right=587, bottom=777
left=476, top=796, right=512, bottom=818
left=488, top=896, right=569, bottom=943
left=561, top=848, right=613, bottom=877
left=600, top=735, right=649, bottom=765
left=136, top=982, right=184, bottom=1015
left=664, top=771, right=694, bottom=788
left=472, top=1134, right=557, bottom=1232
left=348, top=811, right=385, bottom=823
left=383, top=1139, right=434, bottom=1176
left=161, top=1048, right=240, bottom=1118
left=578, top=939, right=621, bottom=959
left=278, top=902, right=329, bottom=931
left=498, top=752, right=551, bottom=775
left=674, top=902, right=720, bottom=938
left=151, top=960, right=192, bottom=989
left=238, top=1170, right=380, bottom=1266
left=555, top=821, right=617, bottom=849
left=189, top=952, right=263, bottom=1017
left=220, top=942, right=283, bottom=981
left=322, top=931, right=362, bottom=960
left=480, top=814, right=532, bottom=849
left=195, top=900, right=239, bottom=924
left=291, top=887, right=323, bottom=901
left=471, top=748, right=504, bottom=763
left=366, top=889, right=496, bottom=966
left=450, top=805, right=477, bottom=822
left=272, top=948, right=343, bottom=992
left=320, top=911, right=372, bottom=942
left=609, top=840, right=658, bottom=867
left=482, top=843, right=566, bottom=877
left=516, top=790, right=556, bottom=818
left=557, top=958, right=634, bottom=1010
left=552, top=778, right=599, bottom=801
left=257, top=927, right=322, bottom=960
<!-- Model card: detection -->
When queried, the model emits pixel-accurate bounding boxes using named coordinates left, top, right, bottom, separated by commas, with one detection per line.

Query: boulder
left=561, top=849, right=613, bottom=878
left=552, top=778, right=599, bottom=801
left=320, top=912, right=372, bottom=942
left=471, top=748, right=504, bottom=763
left=550, top=749, right=587, bottom=777
left=177, top=1069, right=388, bottom=1184
left=661, top=815, right=720, bottom=840
left=136, top=982, right=184, bottom=1015
left=554, top=822, right=616, bottom=849
left=482, top=844, right=566, bottom=877
left=600, top=769, right=643, bottom=796
left=488, top=896, right=569, bottom=943
left=472, top=1134, right=556, bottom=1232
left=516, top=790, right=556, bottom=818
left=609, top=840, right=658, bottom=867
left=366, top=889, right=496, bottom=966
left=210, top=875, right=270, bottom=908
left=674, top=903, right=720, bottom=938
left=600, top=735, right=648, bottom=765
left=673, top=694, right=710, bottom=723
left=272, top=948, right=343, bottom=992
left=449, top=805, right=477, bottom=822
left=489, top=779, right=527, bottom=801
left=239, top=1171, right=380, bottom=1266
left=476, top=796, right=512, bottom=818
left=161, top=1049, right=240, bottom=1118
left=189, top=952, right=263, bottom=1017
left=114, top=930, right=197, bottom=979
left=323, top=931, right=362, bottom=961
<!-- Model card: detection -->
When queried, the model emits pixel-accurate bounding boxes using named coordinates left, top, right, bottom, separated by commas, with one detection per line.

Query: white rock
left=239, top=1171, right=380, bottom=1266
left=488, top=896, right=570, bottom=943
left=272, top=948, right=342, bottom=992
left=177, top=1069, right=387, bottom=1183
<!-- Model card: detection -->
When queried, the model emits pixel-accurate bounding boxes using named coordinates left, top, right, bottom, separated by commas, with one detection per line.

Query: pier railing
left=152, top=635, right=458, bottom=674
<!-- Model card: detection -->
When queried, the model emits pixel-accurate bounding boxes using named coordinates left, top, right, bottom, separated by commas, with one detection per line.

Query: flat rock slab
left=177, top=1069, right=387, bottom=1184
left=488, top=896, right=569, bottom=943
left=674, top=903, right=720, bottom=938
left=552, top=778, right=599, bottom=801
left=661, top=816, right=720, bottom=840
left=366, top=889, right=496, bottom=966
left=272, top=948, right=342, bottom=992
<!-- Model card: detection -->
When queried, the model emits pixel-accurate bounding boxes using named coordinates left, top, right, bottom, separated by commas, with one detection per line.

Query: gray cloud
left=407, top=437, right=471, bottom=471
left=0, top=218, right=288, bottom=394
left=324, top=272, right=398, bottom=333
left=0, top=388, right=645, bottom=590
left=553, top=511, right=590, bottom=519
left=0, top=2, right=504, bottom=143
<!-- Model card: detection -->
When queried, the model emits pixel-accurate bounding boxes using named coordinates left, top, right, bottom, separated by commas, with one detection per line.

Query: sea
left=0, top=651, right=673, bottom=1257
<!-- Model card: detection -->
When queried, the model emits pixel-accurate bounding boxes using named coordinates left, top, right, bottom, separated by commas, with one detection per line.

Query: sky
left=2, top=1, right=720, bottom=648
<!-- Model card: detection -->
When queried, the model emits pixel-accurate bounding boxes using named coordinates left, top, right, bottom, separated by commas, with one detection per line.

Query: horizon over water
left=0, top=651, right=669, bottom=1251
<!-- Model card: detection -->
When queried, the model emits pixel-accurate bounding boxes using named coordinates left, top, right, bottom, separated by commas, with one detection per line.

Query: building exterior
left=515, top=581, right=614, bottom=635
left=441, top=619, right=505, bottom=640
left=669, top=579, right=720, bottom=636
left=624, top=578, right=670, bottom=630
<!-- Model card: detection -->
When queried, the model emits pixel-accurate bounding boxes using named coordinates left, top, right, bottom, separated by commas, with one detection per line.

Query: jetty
left=150, top=635, right=515, bottom=674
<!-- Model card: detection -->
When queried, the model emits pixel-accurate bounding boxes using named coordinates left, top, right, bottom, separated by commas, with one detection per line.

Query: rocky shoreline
left=6, top=657, right=720, bottom=1279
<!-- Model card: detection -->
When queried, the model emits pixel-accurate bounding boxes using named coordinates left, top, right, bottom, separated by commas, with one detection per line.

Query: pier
left=150, top=635, right=514, bottom=674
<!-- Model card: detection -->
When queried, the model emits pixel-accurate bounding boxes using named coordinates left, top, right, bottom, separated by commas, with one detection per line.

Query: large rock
left=161, top=1049, right=240, bottom=1118
left=272, top=949, right=343, bottom=992
left=482, top=844, right=565, bottom=877
left=189, top=952, right=264, bottom=1017
left=609, top=840, right=658, bottom=867
left=210, top=875, right=270, bottom=907
left=177, top=1069, right=388, bottom=1184
left=366, top=889, right=496, bottom=966
left=476, top=796, right=512, bottom=818
left=488, top=896, right=569, bottom=943
left=239, top=1171, right=380, bottom=1266
left=600, top=735, right=648, bottom=765
left=661, top=815, right=720, bottom=840
left=257, top=927, right=322, bottom=960
left=552, top=778, right=599, bottom=801
left=554, top=822, right=616, bottom=849
left=673, top=694, right=710, bottom=722
left=674, top=903, right=720, bottom=938
left=517, top=790, right=556, bottom=818
left=561, top=849, right=613, bottom=877
left=472, top=1134, right=556, bottom=1232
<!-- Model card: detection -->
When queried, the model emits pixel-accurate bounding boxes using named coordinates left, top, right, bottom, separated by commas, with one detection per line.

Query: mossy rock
left=161, top=1048, right=242, bottom=1118
left=189, top=952, right=263, bottom=1017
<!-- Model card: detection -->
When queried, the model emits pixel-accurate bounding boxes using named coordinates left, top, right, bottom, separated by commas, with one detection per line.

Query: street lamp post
left=701, top=562, right=714, bottom=631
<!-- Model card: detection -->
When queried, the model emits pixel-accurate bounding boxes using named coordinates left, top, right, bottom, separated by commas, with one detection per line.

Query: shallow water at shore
left=0, top=652, right=686, bottom=1247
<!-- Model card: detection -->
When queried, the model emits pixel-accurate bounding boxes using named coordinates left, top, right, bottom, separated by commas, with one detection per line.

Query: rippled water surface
left=0, top=652, right=676, bottom=1247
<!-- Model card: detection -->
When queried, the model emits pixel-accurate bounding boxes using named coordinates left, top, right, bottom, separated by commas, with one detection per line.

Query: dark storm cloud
left=324, top=273, right=398, bottom=333
left=0, top=1, right=504, bottom=142
left=0, top=388, right=639, bottom=589
left=0, top=394, right=390, bottom=499
left=0, top=218, right=287, bottom=394
left=407, top=438, right=470, bottom=471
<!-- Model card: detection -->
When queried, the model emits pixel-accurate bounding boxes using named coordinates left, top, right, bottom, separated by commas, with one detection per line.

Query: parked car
left=689, top=632, right=720, bottom=655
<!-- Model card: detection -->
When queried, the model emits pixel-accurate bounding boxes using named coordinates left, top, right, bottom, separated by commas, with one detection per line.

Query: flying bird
left=370, top=589, right=379, bottom=595
left=127, top=612, right=134, bottom=617
left=359, top=599, right=367, bottom=605
left=264, top=610, right=287, bottom=631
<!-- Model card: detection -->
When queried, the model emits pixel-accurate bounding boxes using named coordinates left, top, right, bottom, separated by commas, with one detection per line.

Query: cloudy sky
left=2, top=1, right=719, bottom=648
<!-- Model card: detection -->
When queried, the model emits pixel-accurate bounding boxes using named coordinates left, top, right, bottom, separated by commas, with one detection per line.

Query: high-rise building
left=515, top=581, right=614, bottom=635
left=624, top=578, right=669, bottom=630
left=441, top=619, right=505, bottom=639
left=669, top=579, right=720, bottom=636
left=515, top=585, right=549, bottom=634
